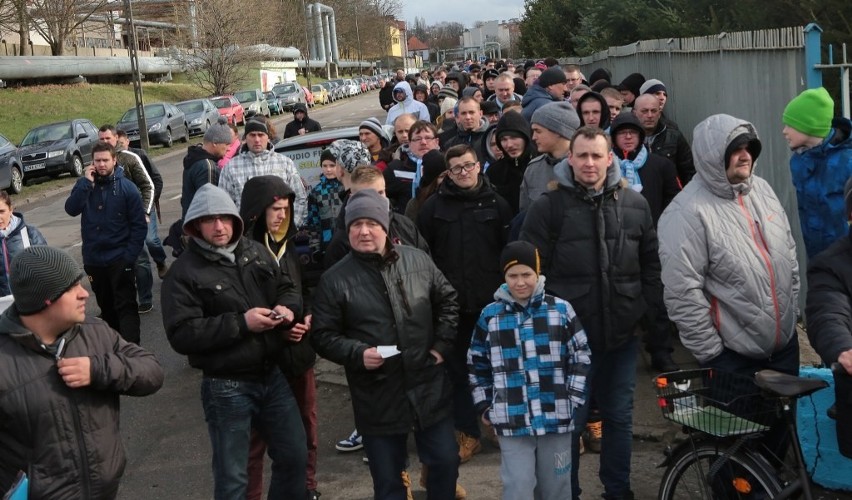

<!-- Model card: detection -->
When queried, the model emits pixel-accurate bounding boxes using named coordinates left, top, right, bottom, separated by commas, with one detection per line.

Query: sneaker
left=456, top=432, right=482, bottom=464
left=306, top=490, right=321, bottom=500
left=401, top=470, right=414, bottom=500
left=156, top=261, right=170, bottom=279
left=586, top=420, right=602, bottom=454
left=138, top=303, right=153, bottom=314
left=335, top=429, right=363, bottom=452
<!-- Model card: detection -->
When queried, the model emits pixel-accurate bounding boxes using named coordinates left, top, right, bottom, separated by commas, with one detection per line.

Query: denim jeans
left=201, top=369, right=307, bottom=500
left=363, top=416, right=459, bottom=500
left=571, top=336, right=639, bottom=500
left=449, top=311, right=482, bottom=438
left=135, top=216, right=168, bottom=306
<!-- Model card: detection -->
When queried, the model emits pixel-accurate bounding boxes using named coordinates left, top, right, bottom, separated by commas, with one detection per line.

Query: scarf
left=191, top=236, right=238, bottom=263
left=0, top=214, right=21, bottom=238
left=619, top=145, right=648, bottom=193
left=406, top=149, right=423, bottom=198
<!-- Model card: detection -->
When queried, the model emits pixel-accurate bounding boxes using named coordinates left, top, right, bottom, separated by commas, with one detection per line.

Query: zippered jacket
left=658, top=114, right=799, bottom=363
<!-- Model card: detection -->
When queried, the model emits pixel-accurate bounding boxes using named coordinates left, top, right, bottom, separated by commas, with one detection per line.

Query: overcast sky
left=402, top=0, right=523, bottom=29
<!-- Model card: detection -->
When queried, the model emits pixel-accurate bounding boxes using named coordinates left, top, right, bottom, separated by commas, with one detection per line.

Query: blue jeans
left=363, top=416, right=459, bottom=500
left=572, top=336, right=638, bottom=500
left=201, top=370, right=307, bottom=500
left=135, top=216, right=168, bottom=305
left=450, top=312, right=481, bottom=438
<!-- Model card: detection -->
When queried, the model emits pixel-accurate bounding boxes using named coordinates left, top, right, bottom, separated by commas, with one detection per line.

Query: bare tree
left=27, top=0, right=108, bottom=55
left=0, top=0, right=31, bottom=55
left=170, top=0, right=279, bottom=95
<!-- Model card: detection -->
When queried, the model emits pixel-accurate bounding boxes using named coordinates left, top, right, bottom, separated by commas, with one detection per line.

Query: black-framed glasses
left=448, top=162, right=477, bottom=175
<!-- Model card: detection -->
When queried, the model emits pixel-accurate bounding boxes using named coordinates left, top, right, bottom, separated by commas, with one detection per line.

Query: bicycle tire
left=659, top=440, right=784, bottom=500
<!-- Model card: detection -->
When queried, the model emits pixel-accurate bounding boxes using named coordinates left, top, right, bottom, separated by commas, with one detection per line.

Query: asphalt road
left=15, top=90, right=852, bottom=499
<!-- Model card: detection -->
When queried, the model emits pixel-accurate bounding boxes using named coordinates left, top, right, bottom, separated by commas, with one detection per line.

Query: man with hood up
left=240, top=176, right=322, bottom=500
left=283, top=103, right=322, bottom=139
left=520, top=126, right=665, bottom=500
left=416, top=144, right=513, bottom=464
left=657, top=114, right=799, bottom=465
left=485, top=110, right=535, bottom=214
left=577, top=91, right=612, bottom=132
left=162, top=184, right=308, bottom=500
left=386, top=81, right=430, bottom=125
left=443, top=97, right=490, bottom=165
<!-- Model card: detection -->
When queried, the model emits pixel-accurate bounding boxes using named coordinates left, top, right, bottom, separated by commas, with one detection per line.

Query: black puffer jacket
left=806, top=232, right=852, bottom=366
left=417, top=176, right=513, bottom=313
left=311, top=245, right=459, bottom=435
left=645, top=121, right=695, bottom=185
left=0, top=309, right=163, bottom=499
left=282, top=104, right=322, bottom=139
left=519, top=160, right=664, bottom=354
left=444, top=118, right=489, bottom=166
left=181, top=144, right=220, bottom=218
left=486, top=111, right=535, bottom=214
left=384, top=153, right=419, bottom=213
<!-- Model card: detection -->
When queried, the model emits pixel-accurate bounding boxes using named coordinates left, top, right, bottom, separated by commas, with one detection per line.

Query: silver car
left=176, top=98, right=221, bottom=136
left=234, top=89, right=271, bottom=118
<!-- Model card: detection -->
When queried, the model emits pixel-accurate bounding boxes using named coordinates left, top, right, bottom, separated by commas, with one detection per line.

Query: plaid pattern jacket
left=219, top=148, right=308, bottom=226
left=468, top=277, right=591, bottom=436
left=304, top=175, right=344, bottom=250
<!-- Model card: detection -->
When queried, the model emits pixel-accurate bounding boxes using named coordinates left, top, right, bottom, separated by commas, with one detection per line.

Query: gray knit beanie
left=328, top=139, right=371, bottom=173
left=531, top=101, right=581, bottom=140
left=344, top=189, right=390, bottom=233
left=204, top=118, right=233, bottom=144
left=11, top=246, right=85, bottom=315
left=359, top=117, right=390, bottom=146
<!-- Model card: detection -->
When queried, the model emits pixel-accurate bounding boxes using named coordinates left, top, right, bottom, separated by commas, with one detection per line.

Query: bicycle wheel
left=659, top=440, right=783, bottom=500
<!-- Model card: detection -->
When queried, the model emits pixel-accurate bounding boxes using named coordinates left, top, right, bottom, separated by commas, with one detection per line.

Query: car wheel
left=164, top=129, right=173, bottom=148
left=70, top=154, right=84, bottom=177
left=8, top=165, right=23, bottom=194
left=182, top=124, right=190, bottom=143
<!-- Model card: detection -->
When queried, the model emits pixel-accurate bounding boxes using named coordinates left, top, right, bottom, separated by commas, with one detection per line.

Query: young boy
left=468, top=241, right=591, bottom=500
left=783, top=86, right=852, bottom=258
left=304, top=149, right=345, bottom=254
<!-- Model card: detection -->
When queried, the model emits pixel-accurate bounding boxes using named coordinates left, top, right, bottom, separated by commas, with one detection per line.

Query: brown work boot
left=482, top=421, right=500, bottom=448
left=455, top=482, right=467, bottom=499
left=456, top=431, right=482, bottom=464
left=401, top=470, right=413, bottom=500
left=586, top=420, right=602, bottom=454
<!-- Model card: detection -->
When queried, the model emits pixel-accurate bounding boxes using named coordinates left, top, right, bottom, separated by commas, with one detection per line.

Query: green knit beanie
left=783, top=87, right=834, bottom=138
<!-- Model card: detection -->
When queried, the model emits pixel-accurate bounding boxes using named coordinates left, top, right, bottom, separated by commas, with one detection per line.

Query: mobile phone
left=267, top=311, right=285, bottom=320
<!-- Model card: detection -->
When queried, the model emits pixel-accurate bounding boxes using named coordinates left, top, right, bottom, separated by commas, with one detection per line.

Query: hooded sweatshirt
left=0, top=213, right=47, bottom=296
left=658, top=114, right=799, bottom=363
left=485, top=112, right=535, bottom=213
left=181, top=144, right=221, bottom=218
left=386, top=81, right=431, bottom=125
left=577, top=91, right=612, bottom=131
left=521, top=84, right=559, bottom=122
left=283, top=103, right=322, bottom=139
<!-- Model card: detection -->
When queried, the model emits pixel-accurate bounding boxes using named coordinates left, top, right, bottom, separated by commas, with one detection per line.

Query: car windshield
left=265, top=92, right=276, bottom=100
left=274, top=84, right=297, bottom=94
left=234, top=91, right=256, bottom=103
left=177, top=101, right=204, bottom=113
left=312, top=85, right=322, bottom=92
left=145, top=104, right=166, bottom=118
left=211, top=97, right=231, bottom=109
left=21, top=122, right=73, bottom=146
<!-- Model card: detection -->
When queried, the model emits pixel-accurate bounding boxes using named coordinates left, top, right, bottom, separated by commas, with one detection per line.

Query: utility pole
left=354, top=7, right=362, bottom=75
left=300, top=0, right=311, bottom=87
left=123, top=0, right=149, bottom=150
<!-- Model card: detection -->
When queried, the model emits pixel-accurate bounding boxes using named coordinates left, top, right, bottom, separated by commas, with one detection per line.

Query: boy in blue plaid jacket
left=468, top=241, right=591, bottom=500
left=304, top=149, right=345, bottom=254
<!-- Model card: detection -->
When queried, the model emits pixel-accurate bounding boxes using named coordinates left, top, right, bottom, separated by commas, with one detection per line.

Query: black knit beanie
left=11, top=246, right=85, bottom=315
left=500, top=241, right=541, bottom=275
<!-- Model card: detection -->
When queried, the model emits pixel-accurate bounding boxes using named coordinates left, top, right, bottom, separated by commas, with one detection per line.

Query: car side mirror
left=167, top=113, right=172, bottom=118
left=77, top=133, right=88, bottom=140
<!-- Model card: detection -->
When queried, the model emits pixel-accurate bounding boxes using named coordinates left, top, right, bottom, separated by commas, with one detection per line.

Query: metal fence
left=565, top=26, right=813, bottom=310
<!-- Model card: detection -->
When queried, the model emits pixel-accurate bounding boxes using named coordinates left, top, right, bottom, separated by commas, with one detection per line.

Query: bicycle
left=653, top=367, right=829, bottom=500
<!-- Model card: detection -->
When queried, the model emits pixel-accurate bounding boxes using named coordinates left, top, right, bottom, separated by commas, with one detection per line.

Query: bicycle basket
left=653, top=368, right=776, bottom=438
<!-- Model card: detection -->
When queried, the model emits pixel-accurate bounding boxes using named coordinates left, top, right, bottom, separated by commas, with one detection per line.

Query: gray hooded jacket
left=657, top=114, right=799, bottom=363
left=386, top=81, right=431, bottom=125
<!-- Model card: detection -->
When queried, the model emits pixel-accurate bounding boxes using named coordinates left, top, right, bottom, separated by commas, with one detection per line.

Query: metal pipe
left=313, top=3, right=325, bottom=62
left=328, top=11, right=339, bottom=63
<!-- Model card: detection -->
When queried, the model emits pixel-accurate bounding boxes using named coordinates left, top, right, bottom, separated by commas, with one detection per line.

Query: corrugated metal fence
left=565, top=26, right=813, bottom=310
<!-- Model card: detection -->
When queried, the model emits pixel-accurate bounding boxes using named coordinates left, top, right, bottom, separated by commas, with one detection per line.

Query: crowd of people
left=2, top=55, right=852, bottom=500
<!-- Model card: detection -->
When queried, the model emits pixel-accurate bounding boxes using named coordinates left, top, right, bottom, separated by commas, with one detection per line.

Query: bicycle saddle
left=754, top=370, right=828, bottom=398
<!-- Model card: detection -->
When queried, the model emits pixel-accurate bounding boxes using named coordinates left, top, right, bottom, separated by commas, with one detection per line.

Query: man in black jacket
left=520, top=127, right=665, bottom=500
left=634, top=94, right=694, bottom=185
left=283, top=103, right=322, bottom=139
left=486, top=111, right=535, bottom=214
left=417, top=144, right=513, bottom=464
left=442, top=97, right=489, bottom=164
left=312, top=189, right=460, bottom=500
left=162, top=184, right=307, bottom=500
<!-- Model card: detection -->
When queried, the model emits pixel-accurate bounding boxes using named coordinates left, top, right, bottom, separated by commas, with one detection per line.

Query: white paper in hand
left=377, top=345, right=401, bottom=358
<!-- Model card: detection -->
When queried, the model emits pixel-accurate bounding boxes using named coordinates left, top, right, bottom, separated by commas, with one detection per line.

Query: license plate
left=23, top=162, right=45, bottom=172
left=129, top=134, right=140, bottom=141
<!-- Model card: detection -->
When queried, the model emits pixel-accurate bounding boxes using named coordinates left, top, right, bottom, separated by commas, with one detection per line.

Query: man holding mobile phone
left=65, top=141, right=147, bottom=344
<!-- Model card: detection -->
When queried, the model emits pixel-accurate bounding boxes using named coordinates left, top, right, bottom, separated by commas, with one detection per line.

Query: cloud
left=403, top=0, right=522, bottom=26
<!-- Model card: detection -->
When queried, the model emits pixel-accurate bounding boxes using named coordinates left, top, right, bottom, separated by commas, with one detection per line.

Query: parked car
left=356, top=78, right=368, bottom=93
left=343, top=79, right=360, bottom=96
left=271, top=82, right=307, bottom=111
left=264, top=91, right=284, bottom=115
left=210, top=95, right=245, bottom=126
left=329, top=81, right=346, bottom=101
left=274, top=126, right=359, bottom=186
left=17, top=119, right=98, bottom=181
left=302, top=86, right=315, bottom=108
left=117, top=102, right=189, bottom=148
left=176, top=98, right=221, bottom=136
left=311, top=84, right=329, bottom=105
left=234, top=89, right=271, bottom=118
left=0, top=133, right=23, bottom=194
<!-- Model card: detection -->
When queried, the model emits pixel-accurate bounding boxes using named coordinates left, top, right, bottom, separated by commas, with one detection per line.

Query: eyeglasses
left=448, top=162, right=478, bottom=175
left=410, top=136, right=436, bottom=143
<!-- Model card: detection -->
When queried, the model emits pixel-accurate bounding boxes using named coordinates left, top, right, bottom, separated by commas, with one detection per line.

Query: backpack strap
left=20, top=227, right=30, bottom=249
